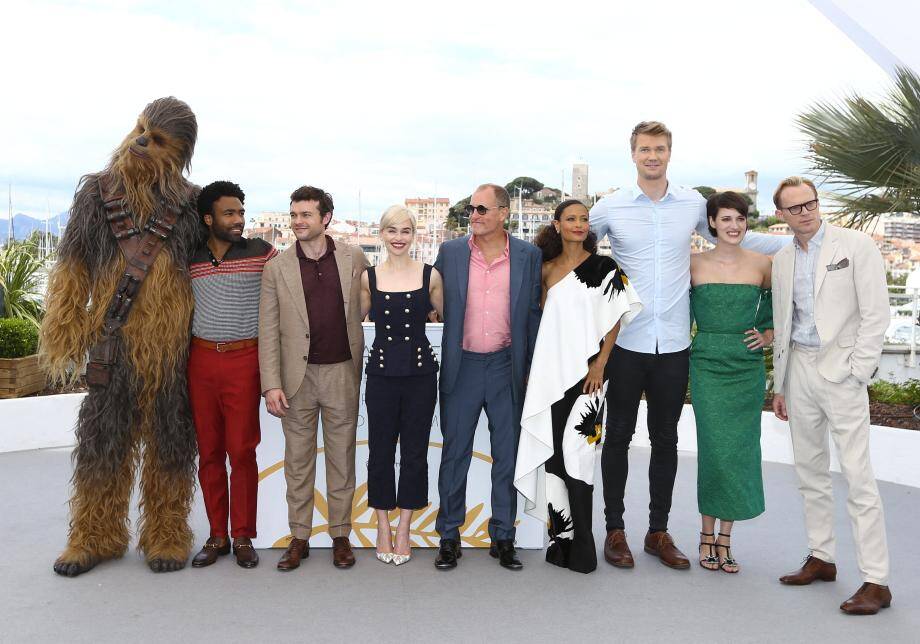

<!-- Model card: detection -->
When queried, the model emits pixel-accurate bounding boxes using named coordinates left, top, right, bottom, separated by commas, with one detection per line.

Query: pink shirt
left=463, top=233, right=512, bottom=353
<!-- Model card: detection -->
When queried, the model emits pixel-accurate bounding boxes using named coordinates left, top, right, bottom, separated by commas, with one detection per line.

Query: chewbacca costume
left=41, top=97, right=204, bottom=576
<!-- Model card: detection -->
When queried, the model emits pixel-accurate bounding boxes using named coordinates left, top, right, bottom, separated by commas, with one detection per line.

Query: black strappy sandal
left=699, top=531, right=719, bottom=571
left=715, top=532, right=739, bottom=573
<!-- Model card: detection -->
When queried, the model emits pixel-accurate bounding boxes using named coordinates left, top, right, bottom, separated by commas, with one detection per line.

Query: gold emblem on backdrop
left=261, top=440, right=514, bottom=548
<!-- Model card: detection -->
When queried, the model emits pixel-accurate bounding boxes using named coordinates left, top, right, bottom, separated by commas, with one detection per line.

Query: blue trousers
left=436, top=348, right=521, bottom=542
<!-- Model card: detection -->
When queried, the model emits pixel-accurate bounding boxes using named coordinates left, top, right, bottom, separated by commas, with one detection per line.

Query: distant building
left=249, top=211, right=289, bottom=230
left=405, top=197, right=449, bottom=234
left=885, top=216, right=920, bottom=241
left=768, top=222, right=790, bottom=234
left=572, top=161, right=589, bottom=201
left=714, top=170, right=759, bottom=212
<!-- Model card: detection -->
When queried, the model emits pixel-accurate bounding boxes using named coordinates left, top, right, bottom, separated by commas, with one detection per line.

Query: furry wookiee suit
left=41, top=97, right=204, bottom=576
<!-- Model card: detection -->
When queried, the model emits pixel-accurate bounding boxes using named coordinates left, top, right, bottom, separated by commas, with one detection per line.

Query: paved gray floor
left=1, top=446, right=917, bottom=643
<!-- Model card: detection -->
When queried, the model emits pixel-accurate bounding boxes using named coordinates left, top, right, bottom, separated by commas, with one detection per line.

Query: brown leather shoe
left=233, top=537, right=259, bottom=569
left=779, top=555, right=837, bottom=585
left=332, top=536, right=356, bottom=569
left=604, top=529, right=634, bottom=568
left=276, top=537, right=309, bottom=571
left=191, top=537, right=230, bottom=568
left=644, top=531, right=690, bottom=569
left=840, top=583, right=891, bottom=615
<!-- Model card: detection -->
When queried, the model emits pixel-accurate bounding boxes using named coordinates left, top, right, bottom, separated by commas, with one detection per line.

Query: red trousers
left=188, top=343, right=261, bottom=538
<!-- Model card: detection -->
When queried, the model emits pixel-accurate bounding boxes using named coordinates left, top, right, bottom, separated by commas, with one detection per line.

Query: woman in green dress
left=690, top=191, right=773, bottom=574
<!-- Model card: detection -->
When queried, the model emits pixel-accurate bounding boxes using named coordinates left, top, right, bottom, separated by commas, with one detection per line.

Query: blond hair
left=772, top=176, right=818, bottom=209
left=379, top=205, right=417, bottom=235
left=630, top=120, right=672, bottom=151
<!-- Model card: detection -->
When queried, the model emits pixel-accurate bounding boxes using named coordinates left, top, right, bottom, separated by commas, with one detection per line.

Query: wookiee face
left=111, top=97, right=197, bottom=216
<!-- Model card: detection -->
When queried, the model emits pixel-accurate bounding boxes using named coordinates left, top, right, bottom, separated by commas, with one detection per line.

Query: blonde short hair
left=379, top=205, right=417, bottom=234
left=630, top=120, right=672, bottom=151
left=772, top=176, right=818, bottom=209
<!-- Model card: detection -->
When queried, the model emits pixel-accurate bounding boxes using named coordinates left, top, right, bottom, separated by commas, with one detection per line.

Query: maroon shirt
left=296, top=236, right=351, bottom=364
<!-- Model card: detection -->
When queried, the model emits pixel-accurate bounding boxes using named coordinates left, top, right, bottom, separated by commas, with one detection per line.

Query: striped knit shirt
left=189, top=237, right=278, bottom=342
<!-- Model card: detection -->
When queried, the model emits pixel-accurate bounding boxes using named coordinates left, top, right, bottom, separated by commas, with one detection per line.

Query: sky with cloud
left=0, top=0, right=893, bottom=222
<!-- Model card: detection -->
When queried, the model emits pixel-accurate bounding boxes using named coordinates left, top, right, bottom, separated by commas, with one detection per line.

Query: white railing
left=887, top=284, right=919, bottom=368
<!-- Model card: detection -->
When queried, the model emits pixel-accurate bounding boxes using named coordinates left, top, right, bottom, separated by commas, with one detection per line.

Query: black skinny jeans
left=602, top=345, right=689, bottom=533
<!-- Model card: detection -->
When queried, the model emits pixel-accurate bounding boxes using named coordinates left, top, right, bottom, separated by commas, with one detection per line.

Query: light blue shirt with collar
left=590, top=183, right=791, bottom=354
left=790, top=220, right=826, bottom=347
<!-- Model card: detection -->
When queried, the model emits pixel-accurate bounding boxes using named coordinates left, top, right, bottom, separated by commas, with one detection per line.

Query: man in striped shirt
left=188, top=181, right=278, bottom=569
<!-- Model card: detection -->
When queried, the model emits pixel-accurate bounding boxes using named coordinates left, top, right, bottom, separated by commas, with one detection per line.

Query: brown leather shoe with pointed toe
left=332, top=537, right=356, bottom=569
left=276, top=537, right=309, bottom=571
left=604, top=529, right=634, bottom=568
left=779, top=555, right=837, bottom=585
left=840, top=583, right=891, bottom=615
left=644, top=531, right=690, bottom=569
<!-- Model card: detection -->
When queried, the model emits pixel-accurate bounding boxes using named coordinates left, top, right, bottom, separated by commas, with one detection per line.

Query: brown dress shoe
left=332, top=537, right=356, bottom=569
left=779, top=555, right=837, bottom=585
left=233, top=537, right=259, bottom=569
left=192, top=537, right=231, bottom=568
left=840, top=583, right=891, bottom=615
left=277, top=537, right=309, bottom=571
left=644, top=531, right=690, bottom=569
left=604, top=529, right=634, bottom=568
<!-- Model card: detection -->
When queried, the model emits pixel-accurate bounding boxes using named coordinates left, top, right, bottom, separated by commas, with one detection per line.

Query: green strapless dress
left=690, top=283, right=772, bottom=521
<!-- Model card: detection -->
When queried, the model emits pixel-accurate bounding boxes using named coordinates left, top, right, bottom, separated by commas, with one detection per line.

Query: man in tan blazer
left=259, top=185, right=368, bottom=571
left=771, top=176, right=891, bottom=615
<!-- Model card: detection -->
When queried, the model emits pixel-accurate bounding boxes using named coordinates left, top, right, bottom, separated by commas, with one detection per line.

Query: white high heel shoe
left=391, top=552, right=411, bottom=566
left=376, top=551, right=394, bottom=564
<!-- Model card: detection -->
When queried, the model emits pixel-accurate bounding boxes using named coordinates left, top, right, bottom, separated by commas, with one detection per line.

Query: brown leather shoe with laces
left=192, top=537, right=230, bottom=568
left=840, top=582, right=892, bottom=615
left=276, top=537, right=309, bottom=571
left=604, top=529, right=634, bottom=568
left=332, top=537, right=356, bottom=569
left=233, top=537, right=259, bottom=569
left=779, top=555, right=836, bottom=585
left=644, top=531, right=690, bottom=569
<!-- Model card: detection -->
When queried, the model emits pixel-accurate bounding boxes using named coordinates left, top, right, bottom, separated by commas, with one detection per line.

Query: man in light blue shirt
left=590, top=120, right=789, bottom=570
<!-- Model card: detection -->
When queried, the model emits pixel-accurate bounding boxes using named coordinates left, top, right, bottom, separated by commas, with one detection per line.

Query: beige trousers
left=786, top=346, right=890, bottom=585
left=281, top=361, right=359, bottom=540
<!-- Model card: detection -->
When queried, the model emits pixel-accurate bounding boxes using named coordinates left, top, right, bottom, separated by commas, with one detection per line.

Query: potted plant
left=0, top=318, right=42, bottom=397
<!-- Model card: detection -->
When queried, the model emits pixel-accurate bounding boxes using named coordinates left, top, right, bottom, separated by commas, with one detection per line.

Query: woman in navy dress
left=360, top=205, right=443, bottom=565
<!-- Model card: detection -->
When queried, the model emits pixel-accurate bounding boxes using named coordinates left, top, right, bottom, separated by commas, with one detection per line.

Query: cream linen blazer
left=258, top=241, right=369, bottom=397
left=772, top=223, right=888, bottom=396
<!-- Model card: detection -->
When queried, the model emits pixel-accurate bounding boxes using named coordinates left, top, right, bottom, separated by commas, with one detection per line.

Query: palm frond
left=797, top=67, right=920, bottom=227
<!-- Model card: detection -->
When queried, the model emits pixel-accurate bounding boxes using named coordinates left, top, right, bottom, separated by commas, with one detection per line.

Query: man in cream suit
left=259, top=186, right=369, bottom=571
left=771, top=176, right=891, bottom=615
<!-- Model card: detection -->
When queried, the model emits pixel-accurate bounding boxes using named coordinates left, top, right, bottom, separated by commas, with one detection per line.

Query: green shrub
left=0, top=318, right=39, bottom=358
left=868, top=379, right=920, bottom=405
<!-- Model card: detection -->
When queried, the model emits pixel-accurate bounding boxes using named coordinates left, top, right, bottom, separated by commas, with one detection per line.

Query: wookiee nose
left=136, top=135, right=149, bottom=147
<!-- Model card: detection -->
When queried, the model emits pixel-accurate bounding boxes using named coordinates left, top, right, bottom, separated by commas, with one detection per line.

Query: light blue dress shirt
left=790, top=220, right=826, bottom=347
left=590, top=183, right=791, bottom=354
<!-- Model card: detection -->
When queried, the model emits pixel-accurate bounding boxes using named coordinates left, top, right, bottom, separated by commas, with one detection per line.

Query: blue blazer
left=434, top=234, right=542, bottom=404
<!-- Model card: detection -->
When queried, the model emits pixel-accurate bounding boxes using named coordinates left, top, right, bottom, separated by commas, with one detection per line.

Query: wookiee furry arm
left=39, top=176, right=105, bottom=384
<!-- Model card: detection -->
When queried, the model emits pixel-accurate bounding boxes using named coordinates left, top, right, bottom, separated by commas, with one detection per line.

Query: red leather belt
left=191, top=337, right=258, bottom=352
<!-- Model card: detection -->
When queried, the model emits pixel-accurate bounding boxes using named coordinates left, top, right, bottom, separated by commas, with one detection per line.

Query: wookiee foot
left=148, top=557, right=187, bottom=573
left=53, top=556, right=100, bottom=577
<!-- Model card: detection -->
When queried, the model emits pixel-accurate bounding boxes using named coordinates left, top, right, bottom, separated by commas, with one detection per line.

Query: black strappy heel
left=699, top=532, right=719, bottom=571
left=715, top=532, right=739, bottom=573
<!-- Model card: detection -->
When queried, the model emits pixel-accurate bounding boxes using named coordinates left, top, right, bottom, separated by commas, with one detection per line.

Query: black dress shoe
left=490, top=539, right=523, bottom=570
left=489, top=539, right=524, bottom=570
left=434, top=539, right=462, bottom=570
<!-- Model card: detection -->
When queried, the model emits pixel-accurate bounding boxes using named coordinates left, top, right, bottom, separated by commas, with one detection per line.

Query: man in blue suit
left=433, top=183, right=542, bottom=570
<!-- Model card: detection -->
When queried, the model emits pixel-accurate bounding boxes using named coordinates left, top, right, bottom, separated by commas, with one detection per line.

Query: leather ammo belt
left=85, top=176, right=181, bottom=387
